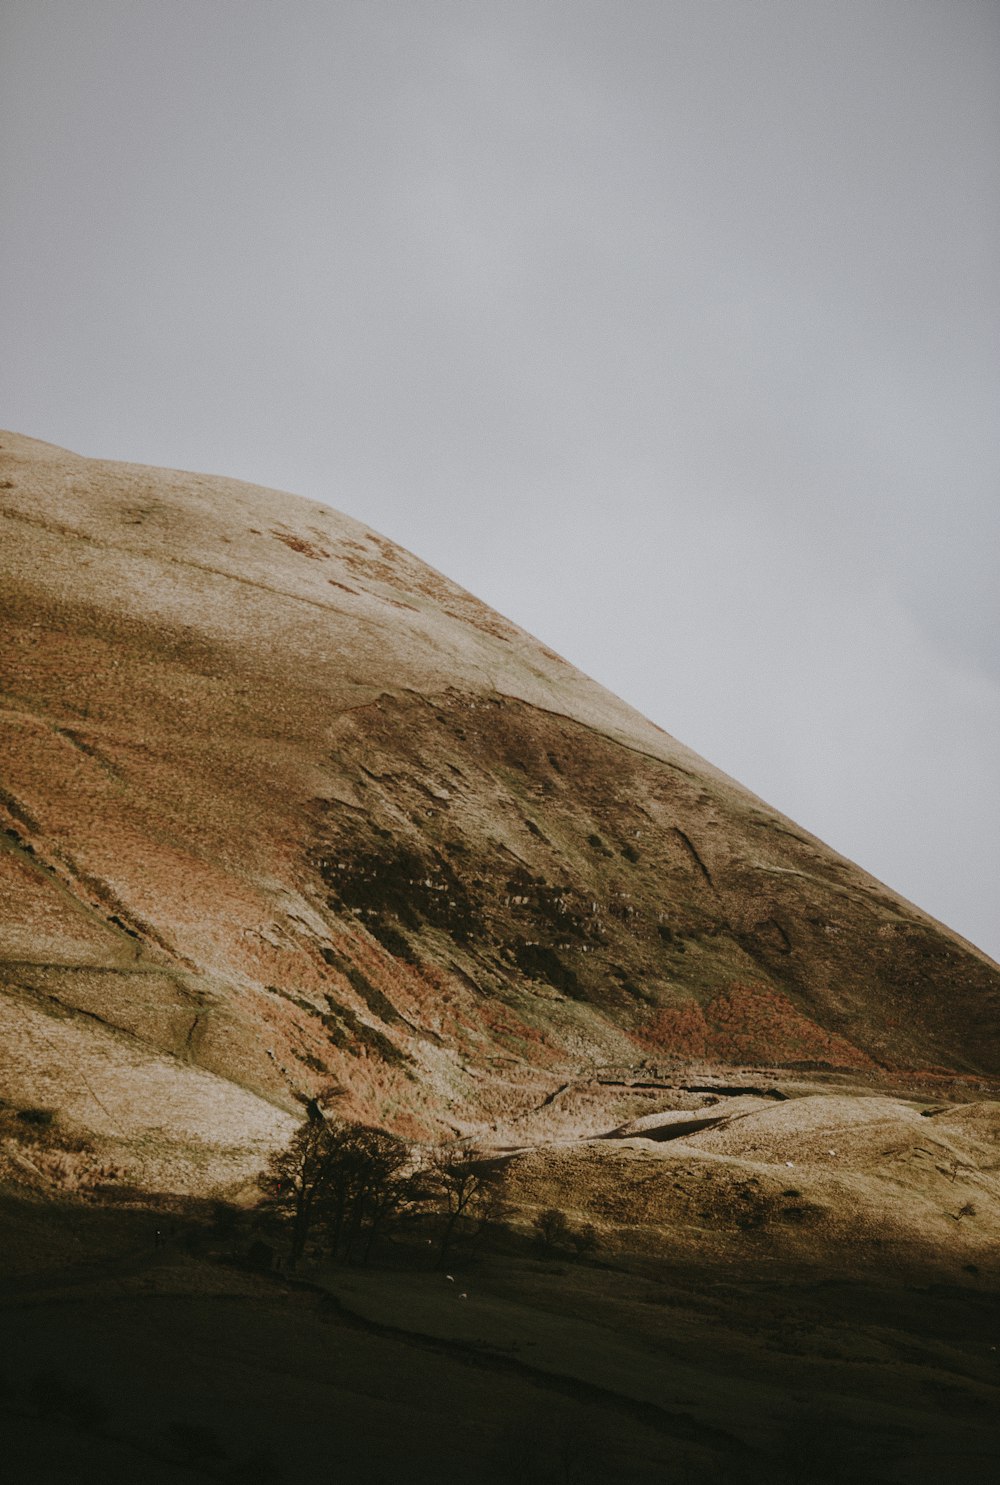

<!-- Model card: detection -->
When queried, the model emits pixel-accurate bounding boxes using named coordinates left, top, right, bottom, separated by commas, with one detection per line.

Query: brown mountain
left=2, top=429, right=998, bottom=1195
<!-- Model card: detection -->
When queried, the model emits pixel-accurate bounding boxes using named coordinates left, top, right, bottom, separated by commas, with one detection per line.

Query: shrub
left=534, top=1208, right=572, bottom=1255
left=570, top=1222, right=598, bottom=1258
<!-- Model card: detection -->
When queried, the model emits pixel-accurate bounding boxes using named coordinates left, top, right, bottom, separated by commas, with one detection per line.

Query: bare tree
left=326, top=1124, right=411, bottom=1262
left=425, top=1146, right=503, bottom=1266
left=258, top=1116, right=415, bottom=1265
left=257, top=1117, right=346, bottom=1264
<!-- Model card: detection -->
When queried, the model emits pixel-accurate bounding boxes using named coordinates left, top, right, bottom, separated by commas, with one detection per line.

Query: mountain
left=2, top=429, right=998, bottom=1196
left=5, top=431, right=1000, bottom=1484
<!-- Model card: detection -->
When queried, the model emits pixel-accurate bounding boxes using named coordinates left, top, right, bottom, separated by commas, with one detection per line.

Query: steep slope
left=1, top=430, right=998, bottom=1189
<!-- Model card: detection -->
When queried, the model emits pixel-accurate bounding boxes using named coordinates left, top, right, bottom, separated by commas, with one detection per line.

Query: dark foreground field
left=1, top=1197, right=998, bottom=1484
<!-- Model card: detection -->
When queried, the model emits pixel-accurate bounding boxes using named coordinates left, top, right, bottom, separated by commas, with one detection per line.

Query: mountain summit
left=2, top=431, right=997, bottom=1190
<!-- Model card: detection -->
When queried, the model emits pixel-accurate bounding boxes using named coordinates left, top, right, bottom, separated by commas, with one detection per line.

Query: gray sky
left=2, top=1, right=998, bottom=960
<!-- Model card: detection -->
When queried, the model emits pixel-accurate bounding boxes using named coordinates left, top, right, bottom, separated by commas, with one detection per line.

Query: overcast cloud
left=1, top=1, right=997, bottom=959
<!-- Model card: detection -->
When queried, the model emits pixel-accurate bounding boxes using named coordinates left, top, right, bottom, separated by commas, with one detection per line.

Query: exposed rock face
left=1, top=431, right=998, bottom=1187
